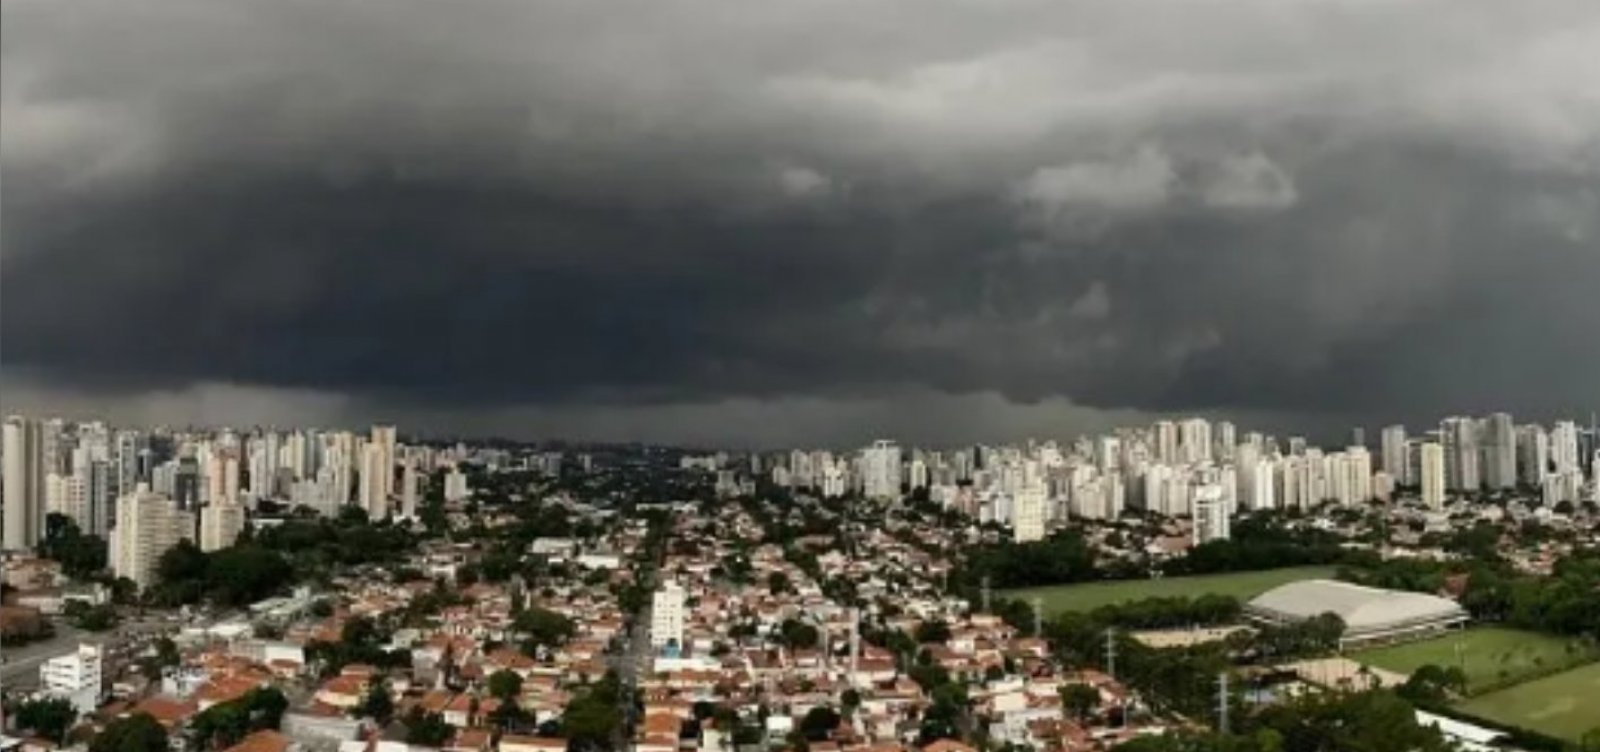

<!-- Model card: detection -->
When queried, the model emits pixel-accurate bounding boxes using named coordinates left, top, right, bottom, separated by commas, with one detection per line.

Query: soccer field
left=1353, top=627, right=1598, bottom=693
left=1455, top=660, right=1600, bottom=741
left=1005, top=566, right=1336, bottom=614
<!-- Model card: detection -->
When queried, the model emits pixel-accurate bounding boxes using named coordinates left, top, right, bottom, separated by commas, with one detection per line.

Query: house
left=498, top=736, right=566, bottom=752
left=222, top=730, right=299, bottom=752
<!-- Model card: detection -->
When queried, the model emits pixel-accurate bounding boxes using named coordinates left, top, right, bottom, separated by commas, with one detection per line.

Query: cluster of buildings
left=2, top=418, right=477, bottom=590
left=746, top=415, right=1599, bottom=544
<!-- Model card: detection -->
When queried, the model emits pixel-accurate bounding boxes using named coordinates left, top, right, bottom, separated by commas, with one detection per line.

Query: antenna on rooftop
left=1104, top=628, right=1117, bottom=680
left=1031, top=597, right=1043, bottom=637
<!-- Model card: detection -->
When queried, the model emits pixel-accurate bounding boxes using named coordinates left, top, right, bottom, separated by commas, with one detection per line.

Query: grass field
left=1005, top=566, right=1336, bottom=614
left=1455, top=660, right=1600, bottom=741
left=1353, top=627, right=1598, bottom=693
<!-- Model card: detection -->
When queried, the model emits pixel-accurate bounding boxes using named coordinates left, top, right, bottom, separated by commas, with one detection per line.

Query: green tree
left=15, top=697, right=76, bottom=743
left=513, top=607, right=575, bottom=653
left=404, top=709, right=454, bottom=746
left=799, top=706, right=840, bottom=741
left=355, top=682, right=395, bottom=723
left=1059, top=684, right=1099, bottom=721
left=487, top=669, right=524, bottom=702
left=91, top=713, right=169, bottom=752
left=914, top=619, right=952, bottom=643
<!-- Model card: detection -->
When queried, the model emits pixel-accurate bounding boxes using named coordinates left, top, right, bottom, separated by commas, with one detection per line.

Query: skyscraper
left=1484, top=413, right=1516, bottom=490
left=1420, top=443, right=1446, bottom=511
left=359, top=442, right=389, bottom=519
left=370, top=425, right=397, bottom=500
left=1516, top=425, right=1548, bottom=487
left=1440, top=417, right=1480, bottom=492
left=860, top=440, right=901, bottom=500
left=1012, top=468, right=1047, bottom=542
left=1380, top=425, right=1408, bottom=485
left=4, top=416, right=45, bottom=550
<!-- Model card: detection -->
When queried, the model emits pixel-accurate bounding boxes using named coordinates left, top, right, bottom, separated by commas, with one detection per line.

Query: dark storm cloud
left=3, top=0, right=1598, bottom=436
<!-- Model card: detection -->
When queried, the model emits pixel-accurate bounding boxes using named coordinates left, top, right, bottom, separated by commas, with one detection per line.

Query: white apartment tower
left=359, top=442, right=389, bottom=519
left=111, top=489, right=195, bottom=589
left=4, top=415, right=45, bottom=550
left=860, top=440, right=902, bottom=500
left=1420, top=443, right=1446, bottom=511
left=1484, top=413, right=1517, bottom=491
left=200, top=503, right=247, bottom=552
left=370, top=425, right=397, bottom=499
left=1012, top=470, right=1047, bottom=543
left=1380, top=425, right=1409, bottom=486
left=650, top=581, right=686, bottom=650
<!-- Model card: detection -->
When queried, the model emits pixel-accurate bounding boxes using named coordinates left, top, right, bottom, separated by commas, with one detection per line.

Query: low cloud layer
left=3, top=0, right=1597, bottom=442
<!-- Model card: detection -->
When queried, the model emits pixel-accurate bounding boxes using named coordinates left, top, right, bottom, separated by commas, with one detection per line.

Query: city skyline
left=4, top=2, right=1599, bottom=446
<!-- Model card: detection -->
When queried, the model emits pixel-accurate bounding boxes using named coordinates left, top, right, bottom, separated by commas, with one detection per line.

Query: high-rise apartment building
left=359, top=442, right=389, bottom=519
left=4, top=415, right=45, bottom=550
left=1380, top=425, right=1409, bottom=485
left=1516, top=425, right=1549, bottom=487
left=370, top=425, right=397, bottom=500
left=650, top=581, right=686, bottom=649
left=860, top=440, right=901, bottom=500
left=1440, top=417, right=1481, bottom=492
left=111, top=489, right=195, bottom=589
left=200, top=502, right=246, bottom=552
left=1483, top=413, right=1517, bottom=490
left=1012, top=472, right=1047, bottom=542
left=1420, top=443, right=1446, bottom=511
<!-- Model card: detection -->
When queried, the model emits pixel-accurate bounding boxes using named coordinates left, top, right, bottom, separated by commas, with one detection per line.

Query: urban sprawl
left=2, top=413, right=1599, bottom=752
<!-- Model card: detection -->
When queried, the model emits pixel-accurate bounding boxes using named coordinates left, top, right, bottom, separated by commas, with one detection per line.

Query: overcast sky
left=3, top=0, right=1597, bottom=446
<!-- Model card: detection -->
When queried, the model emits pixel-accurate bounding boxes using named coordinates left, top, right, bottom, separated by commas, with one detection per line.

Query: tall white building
left=444, top=467, right=470, bottom=502
left=1420, top=443, right=1446, bottom=511
left=1380, top=425, right=1409, bottom=486
left=1012, top=472, right=1047, bottom=542
left=359, top=442, right=389, bottom=519
left=649, top=581, right=686, bottom=650
left=39, top=643, right=103, bottom=715
left=1484, top=413, right=1517, bottom=491
left=1550, top=421, right=1580, bottom=473
left=860, top=440, right=901, bottom=500
left=1441, top=417, right=1480, bottom=492
left=399, top=459, right=419, bottom=519
left=1517, top=425, right=1549, bottom=487
left=370, top=425, right=398, bottom=499
left=200, top=503, right=246, bottom=552
left=4, top=415, right=45, bottom=550
left=111, top=489, right=195, bottom=589
left=1192, top=484, right=1230, bottom=544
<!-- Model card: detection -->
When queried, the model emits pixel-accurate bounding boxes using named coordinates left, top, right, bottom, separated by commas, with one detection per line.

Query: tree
left=914, top=619, right=952, bottom=644
left=514, top=607, right=576, bottom=653
left=767, top=571, right=791, bottom=595
left=777, top=619, right=819, bottom=650
left=405, top=708, right=454, bottom=747
left=1059, top=684, right=1099, bottom=721
left=355, top=682, right=394, bottom=723
left=799, top=706, right=840, bottom=741
left=91, top=713, right=169, bottom=752
left=15, top=697, right=76, bottom=743
left=487, top=669, right=524, bottom=702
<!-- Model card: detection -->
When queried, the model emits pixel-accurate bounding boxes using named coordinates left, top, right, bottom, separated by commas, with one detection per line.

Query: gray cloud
left=2, top=0, right=1597, bottom=442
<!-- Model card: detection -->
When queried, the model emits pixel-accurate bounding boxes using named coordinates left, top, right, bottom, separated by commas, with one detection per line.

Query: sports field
left=1005, top=566, right=1336, bottom=614
left=1455, top=660, right=1600, bottom=741
left=1353, top=627, right=1598, bottom=693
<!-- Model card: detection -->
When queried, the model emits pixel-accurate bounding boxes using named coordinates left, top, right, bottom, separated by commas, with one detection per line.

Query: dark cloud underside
left=3, top=0, right=1597, bottom=441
